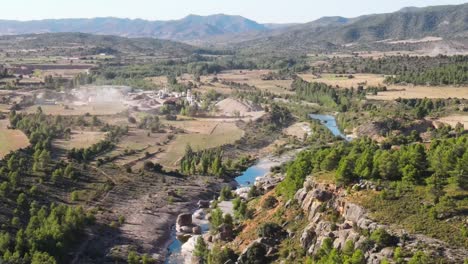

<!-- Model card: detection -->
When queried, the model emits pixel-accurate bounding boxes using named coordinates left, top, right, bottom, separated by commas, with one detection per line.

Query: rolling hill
left=0, top=33, right=195, bottom=57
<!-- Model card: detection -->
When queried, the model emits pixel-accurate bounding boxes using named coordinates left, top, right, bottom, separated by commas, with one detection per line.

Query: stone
left=181, top=235, right=200, bottom=261
left=234, top=187, right=251, bottom=200
left=193, top=209, right=205, bottom=220
left=176, top=213, right=193, bottom=227
left=300, top=224, right=316, bottom=249
left=197, top=200, right=210, bottom=208
left=217, top=224, right=234, bottom=241
left=192, top=225, right=202, bottom=234
left=311, top=189, right=332, bottom=202
left=179, top=226, right=193, bottom=233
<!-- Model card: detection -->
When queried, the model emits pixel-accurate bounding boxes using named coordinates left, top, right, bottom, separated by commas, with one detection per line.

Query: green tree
left=127, top=251, right=140, bottom=264
left=194, top=236, right=208, bottom=263
left=210, top=208, right=224, bottom=231
left=377, top=152, right=400, bottom=180
left=350, top=249, right=365, bottom=264
left=342, top=240, right=355, bottom=257
left=455, top=151, right=468, bottom=190
left=31, top=251, right=57, bottom=264
left=408, top=251, right=430, bottom=264
left=336, top=156, right=356, bottom=184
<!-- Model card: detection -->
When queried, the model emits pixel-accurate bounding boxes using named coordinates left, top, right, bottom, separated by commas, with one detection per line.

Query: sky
left=2, top=0, right=467, bottom=23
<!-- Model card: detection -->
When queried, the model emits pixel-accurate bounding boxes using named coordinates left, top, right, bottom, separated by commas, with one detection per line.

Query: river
left=309, top=114, right=352, bottom=141
left=165, top=114, right=346, bottom=263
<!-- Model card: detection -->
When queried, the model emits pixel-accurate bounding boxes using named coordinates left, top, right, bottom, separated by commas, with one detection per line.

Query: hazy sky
left=2, top=0, right=467, bottom=23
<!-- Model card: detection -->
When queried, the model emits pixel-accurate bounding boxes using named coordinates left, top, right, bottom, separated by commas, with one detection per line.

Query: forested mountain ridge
left=234, top=3, right=468, bottom=54
left=0, top=14, right=268, bottom=41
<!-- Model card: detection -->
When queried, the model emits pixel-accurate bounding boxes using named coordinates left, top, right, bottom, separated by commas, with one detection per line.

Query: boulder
left=343, top=203, right=366, bottom=223
left=300, top=224, right=316, bottom=249
left=181, top=235, right=200, bottom=262
left=311, top=189, right=332, bottom=202
left=234, top=187, right=251, bottom=200
left=179, top=226, right=193, bottom=233
left=177, top=213, right=193, bottom=227
left=192, top=225, right=202, bottom=234
left=216, top=224, right=234, bottom=241
left=197, top=200, right=210, bottom=208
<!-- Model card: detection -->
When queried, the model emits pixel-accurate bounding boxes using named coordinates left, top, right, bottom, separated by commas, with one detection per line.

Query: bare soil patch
left=0, top=119, right=30, bottom=158
left=433, top=115, right=468, bottom=130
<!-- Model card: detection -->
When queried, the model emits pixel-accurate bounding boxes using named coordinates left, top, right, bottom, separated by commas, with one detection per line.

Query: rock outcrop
left=176, top=213, right=202, bottom=235
left=294, top=177, right=467, bottom=263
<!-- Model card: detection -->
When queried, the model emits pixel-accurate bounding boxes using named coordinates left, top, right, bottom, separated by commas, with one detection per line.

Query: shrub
left=370, top=228, right=396, bottom=248
left=257, top=222, right=284, bottom=239
left=262, top=196, right=278, bottom=209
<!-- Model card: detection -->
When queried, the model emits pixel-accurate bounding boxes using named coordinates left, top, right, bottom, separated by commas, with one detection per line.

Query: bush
left=238, top=242, right=267, bottom=264
left=262, top=196, right=278, bottom=209
left=257, top=222, right=284, bottom=239
left=370, top=228, right=396, bottom=248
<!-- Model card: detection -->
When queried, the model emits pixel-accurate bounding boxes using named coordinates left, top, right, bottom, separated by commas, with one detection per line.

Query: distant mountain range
left=0, top=14, right=271, bottom=41
left=0, top=3, right=467, bottom=53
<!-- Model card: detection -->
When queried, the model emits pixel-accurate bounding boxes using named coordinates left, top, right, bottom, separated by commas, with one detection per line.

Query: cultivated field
left=299, top=73, right=385, bottom=88
left=367, top=86, right=468, bottom=100
left=214, top=70, right=294, bottom=95
left=0, top=119, right=29, bottom=158
left=53, top=130, right=106, bottom=150
left=156, top=121, right=244, bottom=168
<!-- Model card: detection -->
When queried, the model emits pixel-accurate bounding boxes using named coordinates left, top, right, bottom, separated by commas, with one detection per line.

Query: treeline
left=292, top=78, right=364, bottom=111
left=67, top=141, right=114, bottom=162
left=385, top=63, right=468, bottom=85
left=323, top=55, right=468, bottom=76
left=96, top=54, right=309, bottom=81
left=278, top=133, right=468, bottom=201
left=396, top=97, right=460, bottom=119
left=180, top=146, right=225, bottom=176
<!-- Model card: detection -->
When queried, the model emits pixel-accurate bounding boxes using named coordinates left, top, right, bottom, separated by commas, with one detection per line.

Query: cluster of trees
left=385, top=63, right=468, bottom=85
left=67, top=140, right=114, bottom=162
left=292, top=78, right=364, bottom=111
left=0, top=203, right=92, bottom=264
left=193, top=236, right=237, bottom=264
left=396, top=97, right=459, bottom=119
left=138, top=115, right=162, bottom=133
left=9, top=109, right=61, bottom=151
left=180, top=146, right=225, bottom=176
left=279, top=134, right=468, bottom=201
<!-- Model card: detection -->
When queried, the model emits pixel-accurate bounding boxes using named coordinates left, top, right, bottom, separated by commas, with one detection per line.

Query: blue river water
left=309, top=114, right=351, bottom=141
